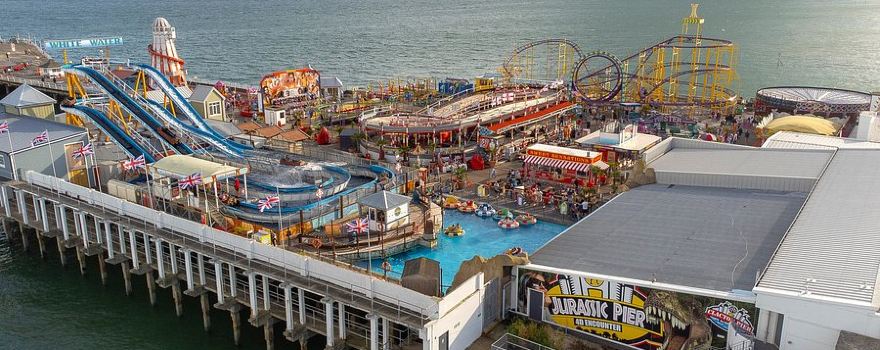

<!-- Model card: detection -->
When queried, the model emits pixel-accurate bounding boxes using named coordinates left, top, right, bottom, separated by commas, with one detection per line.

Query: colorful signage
left=260, top=68, right=321, bottom=105
left=526, top=149, right=596, bottom=164
left=44, top=37, right=124, bottom=50
left=517, top=268, right=757, bottom=350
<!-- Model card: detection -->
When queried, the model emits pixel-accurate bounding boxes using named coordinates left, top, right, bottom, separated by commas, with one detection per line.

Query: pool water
left=359, top=211, right=565, bottom=289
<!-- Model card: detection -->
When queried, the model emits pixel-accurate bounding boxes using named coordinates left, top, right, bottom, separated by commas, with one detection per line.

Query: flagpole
left=91, top=153, right=103, bottom=192
left=277, top=187, right=282, bottom=237
left=6, top=130, right=16, bottom=181
left=43, top=131, right=59, bottom=179
left=144, top=163, right=154, bottom=209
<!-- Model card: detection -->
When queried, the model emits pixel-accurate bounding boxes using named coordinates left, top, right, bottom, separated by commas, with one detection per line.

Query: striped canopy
left=524, top=155, right=592, bottom=172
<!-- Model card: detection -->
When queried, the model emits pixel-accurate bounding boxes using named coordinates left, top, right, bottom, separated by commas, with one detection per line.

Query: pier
left=0, top=171, right=488, bottom=350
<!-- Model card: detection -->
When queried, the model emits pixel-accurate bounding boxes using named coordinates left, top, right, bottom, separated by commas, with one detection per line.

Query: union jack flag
left=315, top=187, right=324, bottom=199
left=31, top=130, right=48, bottom=146
left=345, top=217, right=369, bottom=234
left=72, top=143, right=94, bottom=159
left=257, top=195, right=280, bottom=213
left=123, top=155, right=146, bottom=170
left=0, top=121, right=9, bottom=134
left=178, top=173, right=202, bottom=190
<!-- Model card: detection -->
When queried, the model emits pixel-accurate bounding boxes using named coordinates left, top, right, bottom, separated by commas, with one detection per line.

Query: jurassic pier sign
left=44, top=37, right=124, bottom=50
left=517, top=268, right=758, bottom=350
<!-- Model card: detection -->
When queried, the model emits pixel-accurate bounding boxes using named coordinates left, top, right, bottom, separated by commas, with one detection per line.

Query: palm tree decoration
left=398, top=145, right=411, bottom=165
left=376, top=138, right=388, bottom=160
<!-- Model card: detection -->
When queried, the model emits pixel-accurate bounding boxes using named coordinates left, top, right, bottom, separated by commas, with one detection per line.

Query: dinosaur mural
left=517, top=268, right=757, bottom=350
left=644, top=290, right=711, bottom=350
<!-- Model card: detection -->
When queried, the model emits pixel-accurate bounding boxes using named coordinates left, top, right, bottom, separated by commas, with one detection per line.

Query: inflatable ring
left=444, top=226, right=465, bottom=237
left=381, top=261, right=392, bottom=271
left=498, top=218, right=520, bottom=229
left=516, top=214, right=537, bottom=226
left=475, top=202, right=496, bottom=217
left=458, top=201, right=477, bottom=213
left=508, top=247, right=523, bottom=255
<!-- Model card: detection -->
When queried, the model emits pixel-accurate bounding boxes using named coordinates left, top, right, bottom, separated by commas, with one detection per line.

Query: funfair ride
left=148, top=17, right=186, bottom=86
left=571, top=4, right=739, bottom=116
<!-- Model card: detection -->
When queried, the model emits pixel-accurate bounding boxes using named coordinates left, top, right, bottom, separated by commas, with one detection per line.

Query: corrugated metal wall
left=654, top=171, right=816, bottom=192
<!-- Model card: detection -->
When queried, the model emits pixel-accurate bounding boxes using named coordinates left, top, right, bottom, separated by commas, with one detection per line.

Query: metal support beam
left=1, top=186, right=10, bottom=217
left=368, top=313, right=379, bottom=350
left=128, top=230, right=139, bottom=271
left=323, top=298, right=335, bottom=347
left=184, top=249, right=194, bottom=291
left=59, top=205, right=69, bottom=241
left=214, top=261, right=225, bottom=304
left=105, top=222, right=115, bottom=259
left=338, top=302, right=346, bottom=340
left=248, top=271, right=258, bottom=319
left=39, top=198, right=49, bottom=232
left=154, top=238, right=165, bottom=279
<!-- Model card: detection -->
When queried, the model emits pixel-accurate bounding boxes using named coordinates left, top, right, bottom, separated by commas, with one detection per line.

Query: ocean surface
left=2, top=1, right=880, bottom=349
left=3, top=0, right=880, bottom=95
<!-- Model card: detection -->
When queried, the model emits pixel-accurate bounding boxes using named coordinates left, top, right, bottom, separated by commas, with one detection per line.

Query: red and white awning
left=524, top=155, right=592, bottom=172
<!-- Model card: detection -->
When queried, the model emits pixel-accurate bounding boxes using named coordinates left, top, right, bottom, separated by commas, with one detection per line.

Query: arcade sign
left=44, top=37, right=124, bottom=50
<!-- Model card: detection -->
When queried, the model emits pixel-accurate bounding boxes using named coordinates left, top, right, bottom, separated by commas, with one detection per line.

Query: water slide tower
left=148, top=17, right=187, bottom=86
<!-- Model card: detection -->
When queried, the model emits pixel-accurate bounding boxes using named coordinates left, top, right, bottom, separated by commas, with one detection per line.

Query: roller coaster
left=503, top=4, right=739, bottom=115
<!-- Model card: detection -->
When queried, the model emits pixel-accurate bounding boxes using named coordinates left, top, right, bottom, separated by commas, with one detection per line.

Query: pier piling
left=122, top=261, right=132, bottom=295
left=36, top=231, right=46, bottom=259
left=146, top=272, right=158, bottom=306
left=172, top=283, right=184, bottom=317
left=231, top=310, right=242, bottom=346
left=75, top=247, right=86, bottom=275
left=98, top=252, right=108, bottom=285
left=264, top=323, right=275, bottom=350
left=200, top=293, right=212, bottom=332
left=19, top=225, right=28, bottom=251
left=55, top=236, right=67, bottom=267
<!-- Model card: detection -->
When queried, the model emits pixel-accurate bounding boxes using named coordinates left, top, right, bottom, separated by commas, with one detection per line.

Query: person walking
left=490, top=167, right=497, bottom=179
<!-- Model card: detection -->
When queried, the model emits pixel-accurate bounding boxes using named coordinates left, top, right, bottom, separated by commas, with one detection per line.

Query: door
left=483, top=278, right=500, bottom=330
left=528, top=288, right=544, bottom=321
left=438, top=331, right=448, bottom=350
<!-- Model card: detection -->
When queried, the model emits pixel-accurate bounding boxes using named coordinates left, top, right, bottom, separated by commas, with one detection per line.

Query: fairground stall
left=575, top=124, right=661, bottom=164
left=522, top=143, right=604, bottom=186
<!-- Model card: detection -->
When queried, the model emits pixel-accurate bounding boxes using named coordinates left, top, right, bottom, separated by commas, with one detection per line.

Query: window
left=0, top=156, right=5, bottom=169
left=207, top=101, right=222, bottom=117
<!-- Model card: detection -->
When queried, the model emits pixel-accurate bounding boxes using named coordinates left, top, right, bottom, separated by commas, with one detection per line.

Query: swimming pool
left=359, top=211, right=566, bottom=289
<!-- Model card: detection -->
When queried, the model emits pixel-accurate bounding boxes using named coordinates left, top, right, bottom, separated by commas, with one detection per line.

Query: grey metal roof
left=762, top=131, right=880, bottom=150
left=757, top=150, right=880, bottom=305
left=0, top=84, right=56, bottom=107
left=649, top=147, right=833, bottom=192
left=205, top=119, right=241, bottom=137
left=531, top=184, right=807, bottom=292
left=358, top=190, right=410, bottom=210
left=189, top=85, right=220, bottom=102
left=320, top=76, right=343, bottom=89
left=0, top=112, right=87, bottom=154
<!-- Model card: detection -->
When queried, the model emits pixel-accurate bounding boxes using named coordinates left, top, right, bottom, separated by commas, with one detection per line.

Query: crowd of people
left=483, top=170, right=602, bottom=222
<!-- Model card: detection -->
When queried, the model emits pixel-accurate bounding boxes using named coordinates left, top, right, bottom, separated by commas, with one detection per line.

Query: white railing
left=491, top=333, right=556, bottom=350
left=24, top=171, right=441, bottom=323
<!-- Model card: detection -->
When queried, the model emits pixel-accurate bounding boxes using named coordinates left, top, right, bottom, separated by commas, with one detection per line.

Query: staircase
left=206, top=204, right=227, bottom=230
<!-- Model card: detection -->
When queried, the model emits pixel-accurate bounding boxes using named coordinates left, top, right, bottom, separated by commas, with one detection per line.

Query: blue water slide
left=234, top=165, right=394, bottom=215
left=64, top=65, right=195, bottom=156
left=133, top=64, right=250, bottom=152
left=60, top=105, right=156, bottom=163
left=141, top=98, right=244, bottom=158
